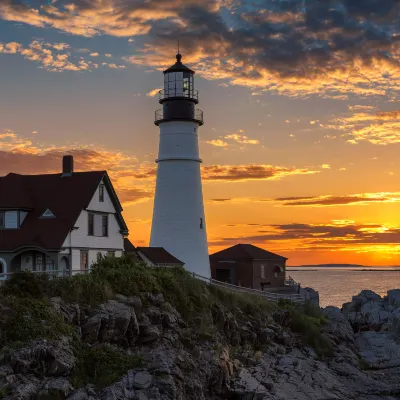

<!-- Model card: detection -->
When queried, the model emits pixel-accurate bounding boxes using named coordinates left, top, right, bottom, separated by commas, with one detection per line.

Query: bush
left=71, top=344, right=143, bottom=388
left=0, top=297, right=73, bottom=347
left=281, top=303, right=332, bottom=357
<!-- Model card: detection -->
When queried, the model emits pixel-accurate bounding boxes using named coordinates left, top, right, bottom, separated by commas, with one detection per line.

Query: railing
left=159, top=89, right=199, bottom=102
left=0, top=268, right=91, bottom=281
left=154, top=109, right=204, bottom=125
left=191, top=272, right=306, bottom=304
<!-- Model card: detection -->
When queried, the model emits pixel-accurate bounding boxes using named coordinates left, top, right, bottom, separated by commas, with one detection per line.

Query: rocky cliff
left=0, top=258, right=399, bottom=400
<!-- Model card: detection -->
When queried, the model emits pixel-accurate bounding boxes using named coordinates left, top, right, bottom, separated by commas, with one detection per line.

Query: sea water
left=287, top=268, right=400, bottom=308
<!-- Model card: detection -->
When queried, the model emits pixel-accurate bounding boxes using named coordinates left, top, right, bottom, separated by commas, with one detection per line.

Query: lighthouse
left=150, top=53, right=210, bottom=278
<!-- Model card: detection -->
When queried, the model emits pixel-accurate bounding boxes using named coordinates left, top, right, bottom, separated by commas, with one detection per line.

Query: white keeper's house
left=0, top=155, right=129, bottom=278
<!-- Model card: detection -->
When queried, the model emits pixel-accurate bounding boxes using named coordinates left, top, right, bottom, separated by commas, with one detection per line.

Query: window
left=88, top=212, right=108, bottom=237
left=80, top=251, right=88, bottom=272
left=107, top=251, right=115, bottom=257
left=0, top=261, right=4, bottom=274
left=35, top=253, right=43, bottom=272
left=200, top=218, right=203, bottom=229
left=46, top=256, right=55, bottom=272
left=88, top=213, right=94, bottom=235
left=102, top=215, right=108, bottom=236
left=261, top=264, right=265, bottom=279
left=0, top=212, right=4, bottom=229
left=99, top=184, right=105, bottom=202
left=41, top=209, right=55, bottom=218
left=274, top=266, right=281, bottom=279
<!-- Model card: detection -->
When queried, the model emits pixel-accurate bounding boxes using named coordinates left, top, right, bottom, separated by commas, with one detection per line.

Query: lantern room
left=160, top=53, right=198, bottom=103
left=155, top=53, right=203, bottom=126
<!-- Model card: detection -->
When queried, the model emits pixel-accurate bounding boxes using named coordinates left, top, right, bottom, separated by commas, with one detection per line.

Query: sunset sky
left=1, top=0, right=400, bottom=266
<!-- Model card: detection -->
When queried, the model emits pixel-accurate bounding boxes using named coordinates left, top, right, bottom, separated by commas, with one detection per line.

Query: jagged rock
left=388, top=289, right=400, bottom=307
left=355, top=331, right=400, bottom=369
left=139, top=326, right=161, bottom=344
left=1, top=373, right=41, bottom=400
left=258, top=327, right=275, bottom=344
left=323, top=306, right=354, bottom=342
left=38, top=377, right=73, bottom=398
left=133, top=372, right=153, bottom=389
left=81, top=301, right=139, bottom=346
left=115, top=294, right=143, bottom=311
left=67, top=388, right=90, bottom=399
left=10, top=338, right=75, bottom=376
left=144, top=307, right=163, bottom=325
left=50, top=297, right=81, bottom=325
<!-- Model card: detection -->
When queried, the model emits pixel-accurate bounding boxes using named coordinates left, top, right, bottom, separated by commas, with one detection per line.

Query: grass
left=0, top=257, right=331, bottom=358
left=70, top=344, right=143, bottom=389
left=278, top=301, right=332, bottom=357
left=0, top=296, right=74, bottom=348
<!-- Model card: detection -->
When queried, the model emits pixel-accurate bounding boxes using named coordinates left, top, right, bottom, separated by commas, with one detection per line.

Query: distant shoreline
left=287, top=268, right=400, bottom=272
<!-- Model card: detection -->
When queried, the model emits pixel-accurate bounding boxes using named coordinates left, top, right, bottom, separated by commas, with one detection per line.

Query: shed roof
left=209, top=244, right=287, bottom=261
left=137, top=247, right=184, bottom=265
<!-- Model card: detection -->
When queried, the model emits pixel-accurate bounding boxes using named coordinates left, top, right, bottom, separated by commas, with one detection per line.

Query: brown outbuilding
left=209, top=243, right=287, bottom=290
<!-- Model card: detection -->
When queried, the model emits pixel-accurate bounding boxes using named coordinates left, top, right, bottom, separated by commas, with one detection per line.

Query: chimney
left=62, top=155, right=74, bottom=177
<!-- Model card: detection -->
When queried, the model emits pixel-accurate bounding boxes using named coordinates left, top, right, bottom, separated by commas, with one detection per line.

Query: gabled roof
left=136, top=247, right=184, bottom=266
left=0, top=170, right=128, bottom=251
left=124, top=238, right=137, bottom=253
left=209, top=244, right=287, bottom=261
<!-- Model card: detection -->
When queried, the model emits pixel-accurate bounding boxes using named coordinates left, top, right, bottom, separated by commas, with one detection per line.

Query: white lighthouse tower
left=150, top=53, right=210, bottom=278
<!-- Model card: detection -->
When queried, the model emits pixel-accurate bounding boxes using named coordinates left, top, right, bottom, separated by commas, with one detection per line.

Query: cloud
left=275, top=192, right=400, bottom=207
left=146, top=88, right=162, bottom=97
left=224, top=131, right=259, bottom=145
left=210, top=220, right=400, bottom=253
left=331, top=108, right=400, bottom=145
left=206, top=139, right=228, bottom=147
left=201, top=164, right=318, bottom=182
left=1, top=0, right=399, bottom=98
left=90, top=52, right=99, bottom=57
left=0, top=129, right=152, bottom=205
left=0, top=39, right=127, bottom=72
left=207, top=129, right=260, bottom=148
left=321, top=164, right=330, bottom=169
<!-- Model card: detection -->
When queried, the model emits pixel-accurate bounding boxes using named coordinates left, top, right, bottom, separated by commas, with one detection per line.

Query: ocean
left=286, top=268, right=400, bottom=308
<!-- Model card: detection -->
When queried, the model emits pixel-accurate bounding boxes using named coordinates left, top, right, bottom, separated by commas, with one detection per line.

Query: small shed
left=209, top=243, right=287, bottom=289
left=123, top=238, right=184, bottom=268
left=136, top=247, right=185, bottom=268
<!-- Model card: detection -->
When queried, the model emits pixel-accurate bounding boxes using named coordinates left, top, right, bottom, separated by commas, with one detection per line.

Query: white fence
left=0, top=268, right=308, bottom=305
left=191, top=272, right=306, bottom=304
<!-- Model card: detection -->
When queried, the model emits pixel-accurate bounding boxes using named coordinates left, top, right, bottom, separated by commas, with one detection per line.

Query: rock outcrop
left=1, top=286, right=400, bottom=400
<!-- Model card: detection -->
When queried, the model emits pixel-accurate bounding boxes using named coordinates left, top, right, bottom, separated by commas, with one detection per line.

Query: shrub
left=283, top=303, right=332, bottom=357
left=70, top=344, right=143, bottom=388
left=0, top=297, right=73, bottom=347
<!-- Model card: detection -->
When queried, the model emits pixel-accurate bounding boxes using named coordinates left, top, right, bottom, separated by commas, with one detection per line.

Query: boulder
left=38, top=377, right=74, bottom=398
left=81, top=301, right=139, bottom=346
left=388, top=289, right=400, bottom=307
left=322, top=306, right=354, bottom=342
left=355, top=331, right=400, bottom=369
left=10, top=338, right=75, bottom=377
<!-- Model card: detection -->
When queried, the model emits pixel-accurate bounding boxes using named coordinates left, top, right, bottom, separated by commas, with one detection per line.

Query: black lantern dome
left=155, top=53, right=203, bottom=126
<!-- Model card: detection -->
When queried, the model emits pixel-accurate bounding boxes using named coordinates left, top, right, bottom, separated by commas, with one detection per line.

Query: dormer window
left=40, top=209, right=55, bottom=218
left=99, top=184, right=105, bottom=202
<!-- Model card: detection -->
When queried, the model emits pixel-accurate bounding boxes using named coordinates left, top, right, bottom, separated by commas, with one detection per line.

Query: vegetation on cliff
left=0, top=256, right=334, bottom=398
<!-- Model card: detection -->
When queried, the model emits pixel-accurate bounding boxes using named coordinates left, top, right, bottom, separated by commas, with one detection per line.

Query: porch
left=0, top=249, right=70, bottom=280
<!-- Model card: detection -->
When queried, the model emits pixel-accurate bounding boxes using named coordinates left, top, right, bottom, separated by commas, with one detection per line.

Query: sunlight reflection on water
left=287, top=269, right=400, bottom=308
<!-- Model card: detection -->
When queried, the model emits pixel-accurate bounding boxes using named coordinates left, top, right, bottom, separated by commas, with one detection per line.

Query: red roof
left=209, top=243, right=287, bottom=261
left=0, top=171, right=127, bottom=251
left=136, top=247, right=184, bottom=265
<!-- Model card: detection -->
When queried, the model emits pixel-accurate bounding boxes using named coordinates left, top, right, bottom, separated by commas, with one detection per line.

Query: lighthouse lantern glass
left=164, top=71, right=194, bottom=98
